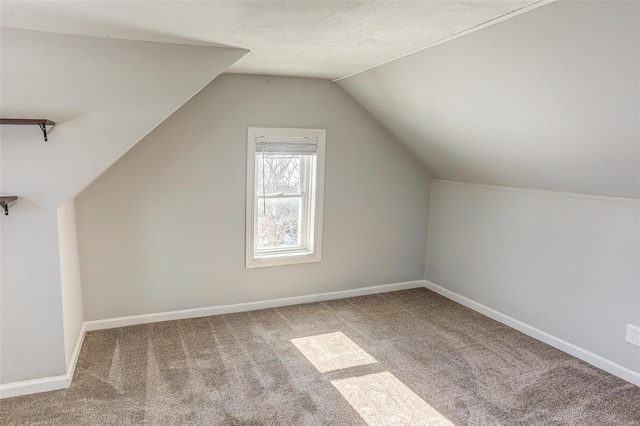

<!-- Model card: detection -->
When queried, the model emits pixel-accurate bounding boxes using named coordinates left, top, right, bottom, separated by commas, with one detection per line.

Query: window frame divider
left=246, top=127, right=326, bottom=269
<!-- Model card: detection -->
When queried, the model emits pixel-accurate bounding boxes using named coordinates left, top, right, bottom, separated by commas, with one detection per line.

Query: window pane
left=256, top=154, right=300, bottom=195
left=257, top=197, right=301, bottom=249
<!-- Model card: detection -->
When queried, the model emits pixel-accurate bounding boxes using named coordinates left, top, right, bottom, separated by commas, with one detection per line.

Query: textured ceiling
left=1, top=1, right=539, bottom=79
left=339, top=1, right=640, bottom=198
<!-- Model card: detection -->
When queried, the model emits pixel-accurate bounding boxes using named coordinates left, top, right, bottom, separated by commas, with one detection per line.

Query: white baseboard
left=424, top=280, right=640, bottom=387
left=85, top=280, right=427, bottom=331
left=1, top=280, right=424, bottom=399
left=0, top=323, right=87, bottom=399
left=11, top=279, right=633, bottom=399
left=67, top=323, right=86, bottom=386
left=0, top=375, right=69, bottom=399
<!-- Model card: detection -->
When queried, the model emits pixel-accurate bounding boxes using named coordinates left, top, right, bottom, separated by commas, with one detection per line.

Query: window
left=246, top=127, right=325, bottom=268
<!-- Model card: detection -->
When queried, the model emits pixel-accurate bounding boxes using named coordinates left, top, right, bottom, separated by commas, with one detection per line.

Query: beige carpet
left=1, top=288, right=639, bottom=425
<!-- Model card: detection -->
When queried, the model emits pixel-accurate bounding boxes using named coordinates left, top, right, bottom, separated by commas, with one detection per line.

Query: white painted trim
left=67, top=323, right=86, bottom=386
left=333, top=0, right=556, bottom=82
left=423, top=280, right=640, bottom=387
left=432, top=179, right=640, bottom=204
left=0, top=375, right=69, bottom=399
left=245, top=127, right=326, bottom=269
left=7, top=279, right=636, bottom=399
left=86, top=280, right=427, bottom=331
left=0, top=280, right=424, bottom=398
left=0, top=324, right=87, bottom=399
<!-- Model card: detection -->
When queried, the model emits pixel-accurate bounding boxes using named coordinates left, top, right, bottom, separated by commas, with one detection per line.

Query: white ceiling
left=339, top=1, right=640, bottom=198
left=1, top=1, right=539, bottom=80
left=4, top=0, right=634, bottom=199
left=1, top=27, right=245, bottom=205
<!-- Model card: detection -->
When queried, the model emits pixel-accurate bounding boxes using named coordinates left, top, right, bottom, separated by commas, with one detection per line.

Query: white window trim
left=246, top=127, right=325, bottom=268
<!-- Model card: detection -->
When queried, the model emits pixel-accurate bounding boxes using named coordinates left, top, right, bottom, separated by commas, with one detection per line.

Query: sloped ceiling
left=1, top=28, right=246, bottom=205
left=0, top=29, right=244, bottom=383
left=339, top=1, right=640, bottom=199
left=1, top=0, right=540, bottom=79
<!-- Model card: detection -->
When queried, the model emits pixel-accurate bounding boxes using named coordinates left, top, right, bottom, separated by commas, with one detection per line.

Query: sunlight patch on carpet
left=291, top=331, right=378, bottom=373
left=331, top=372, right=454, bottom=426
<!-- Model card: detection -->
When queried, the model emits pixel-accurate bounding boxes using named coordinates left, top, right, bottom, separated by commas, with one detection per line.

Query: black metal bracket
left=38, top=122, right=56, bottom=142
left=39, top=123, right=49, bottom=141
left=0, top=197, right=18, bottom=216
left=0, top=119, right=55, bottom=142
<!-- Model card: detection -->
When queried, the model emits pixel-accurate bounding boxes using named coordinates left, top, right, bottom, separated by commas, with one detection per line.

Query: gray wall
left=76, top=74, right=431, bottom=321
left=0, top=28, right=243, bottom=384
left=339, top=1, right=640, bottom=198
left=0, top=208, right=66, bottom=383
left=426, top=181, right=640, bottom=373
left=57, top=200, right=84, bottom=371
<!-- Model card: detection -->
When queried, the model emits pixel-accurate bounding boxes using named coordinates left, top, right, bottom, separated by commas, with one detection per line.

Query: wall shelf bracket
left=0, top=118, right=56, bottom=142
left=0, top=197, right=18, bottom=216
left=38, top=123, right=50, bottom=141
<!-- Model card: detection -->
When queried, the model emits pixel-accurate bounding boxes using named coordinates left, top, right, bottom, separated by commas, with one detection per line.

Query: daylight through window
left=246, top=128, right=325, bottom=268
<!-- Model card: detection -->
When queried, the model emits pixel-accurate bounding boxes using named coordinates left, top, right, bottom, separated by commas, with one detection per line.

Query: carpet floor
left=1, top=288, right=639, bottom=425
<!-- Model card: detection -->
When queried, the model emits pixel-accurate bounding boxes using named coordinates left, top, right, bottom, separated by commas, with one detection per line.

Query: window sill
left=245, top=250, right=321, bottom=268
